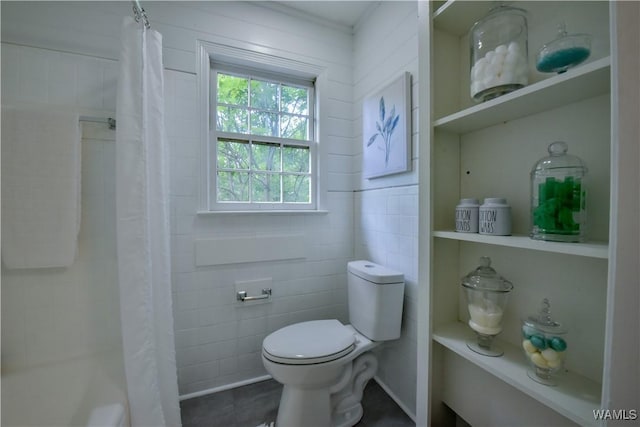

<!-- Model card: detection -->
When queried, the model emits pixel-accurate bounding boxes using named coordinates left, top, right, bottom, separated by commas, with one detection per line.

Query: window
left=210, top=67, right=316, bottom=210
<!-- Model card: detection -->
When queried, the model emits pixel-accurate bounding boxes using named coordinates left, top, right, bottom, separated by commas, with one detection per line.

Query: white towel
left=1, top=105, right=81, bottom=269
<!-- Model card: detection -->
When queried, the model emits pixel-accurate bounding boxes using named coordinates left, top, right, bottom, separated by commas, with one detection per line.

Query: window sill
left=196, top=209, right=329, bottom=216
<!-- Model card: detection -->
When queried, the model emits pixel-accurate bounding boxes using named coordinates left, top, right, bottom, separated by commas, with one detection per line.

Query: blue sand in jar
left=537, top=47, right=591, bottom=73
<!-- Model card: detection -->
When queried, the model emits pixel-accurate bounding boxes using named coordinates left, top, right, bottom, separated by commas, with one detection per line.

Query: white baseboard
left=179, top=374, right=273, bottom=401
left=373, top=375, right=417, bottom=423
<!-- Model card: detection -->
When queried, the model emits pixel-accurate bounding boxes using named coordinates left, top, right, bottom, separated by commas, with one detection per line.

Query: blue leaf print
left=368, top=95, right=401, bottom=168
left=390, top=115, right=400, bottom=133
left=384, top=106, right=396, bottom=132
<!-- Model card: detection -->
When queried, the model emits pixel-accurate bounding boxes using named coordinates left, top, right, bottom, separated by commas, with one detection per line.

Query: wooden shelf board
left=433, top=321, right=602, bottom=427
left=434, top=57, right=611, bottom=134
left=433, top=231, right=609, bottom=259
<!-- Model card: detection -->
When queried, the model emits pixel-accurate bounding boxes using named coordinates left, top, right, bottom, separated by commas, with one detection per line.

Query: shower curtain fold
left=115, top=16, right=181, bottom=427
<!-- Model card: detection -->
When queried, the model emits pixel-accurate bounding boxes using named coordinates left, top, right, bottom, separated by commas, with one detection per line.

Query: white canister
left=479, top=198, right=512, bottom=235
left=455, top=198, right=479, bottom=233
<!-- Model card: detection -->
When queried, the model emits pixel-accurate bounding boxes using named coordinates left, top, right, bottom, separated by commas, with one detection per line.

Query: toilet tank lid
left=348, top=260, right=404, bottom=284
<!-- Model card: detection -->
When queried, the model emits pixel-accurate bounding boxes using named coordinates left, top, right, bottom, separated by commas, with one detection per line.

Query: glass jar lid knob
left=524, top=298, right=566, bottom=334
left=548, top=141, right=568, bottom=156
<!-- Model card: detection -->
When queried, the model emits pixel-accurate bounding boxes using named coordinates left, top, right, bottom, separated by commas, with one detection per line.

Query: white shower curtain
left=115, top=16, right=181, bottom=427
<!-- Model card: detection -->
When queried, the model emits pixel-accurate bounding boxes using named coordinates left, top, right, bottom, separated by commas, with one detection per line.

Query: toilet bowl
left=261, top=261, right=404, bottom=427
left=262, top=321, right=378, bottom=427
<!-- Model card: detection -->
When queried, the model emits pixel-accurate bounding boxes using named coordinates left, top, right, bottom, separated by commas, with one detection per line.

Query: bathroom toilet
left=262, top=260, right=404, bottom=427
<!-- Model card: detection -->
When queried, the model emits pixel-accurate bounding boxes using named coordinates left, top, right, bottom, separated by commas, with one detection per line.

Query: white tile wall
left=354, top=186, right=419, bottom=411
left=353, top=1, right=420, bottom=417
left=156, top=1, right=356, bottom=394
left=1, top=42, right=122, bottom=371
left=0, top=1, right=421, bottom=413
left=169, top=190, right=353, bottom=394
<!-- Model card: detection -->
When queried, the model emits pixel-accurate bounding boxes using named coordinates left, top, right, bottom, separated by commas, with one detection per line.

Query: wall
left=352, top=1, right=419, bottom=418
left=1, top=44, right=122, bottom=372
left=1, top=1, right=355, bottom=398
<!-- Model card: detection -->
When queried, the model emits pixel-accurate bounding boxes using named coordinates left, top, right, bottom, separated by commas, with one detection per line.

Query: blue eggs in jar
left=530, top=334, right=547, bottom=350
left=550, top=336, right=568, bottom=352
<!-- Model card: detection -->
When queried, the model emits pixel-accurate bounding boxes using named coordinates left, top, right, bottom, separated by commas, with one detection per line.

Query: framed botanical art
left=362, top=72, right=411, bottom=179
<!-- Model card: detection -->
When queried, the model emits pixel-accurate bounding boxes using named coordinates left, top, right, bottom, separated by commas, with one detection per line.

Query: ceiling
left=274, top=1, right=378, bottom=29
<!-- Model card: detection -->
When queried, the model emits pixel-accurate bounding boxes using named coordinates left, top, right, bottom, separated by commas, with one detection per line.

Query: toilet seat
left=263, top=319, right=355, bottom=365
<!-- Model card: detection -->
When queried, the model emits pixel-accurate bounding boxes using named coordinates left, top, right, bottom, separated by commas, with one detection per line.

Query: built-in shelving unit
left=424, top=1, right=614, bottom=425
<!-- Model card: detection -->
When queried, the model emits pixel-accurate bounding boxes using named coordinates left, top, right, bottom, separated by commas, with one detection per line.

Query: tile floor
left=180, top=378, right=415, bottom=427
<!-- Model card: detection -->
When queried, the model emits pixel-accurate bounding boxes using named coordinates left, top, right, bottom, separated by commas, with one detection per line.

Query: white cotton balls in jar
left=469, top=5, right=529, bottom=102
left=470, top=42, right=528, bottom=101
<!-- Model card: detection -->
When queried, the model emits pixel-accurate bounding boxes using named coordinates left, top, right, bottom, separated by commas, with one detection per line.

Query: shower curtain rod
left=132, top=0, right=151, bottom=29
left=80, top=116, right=116, bottom=130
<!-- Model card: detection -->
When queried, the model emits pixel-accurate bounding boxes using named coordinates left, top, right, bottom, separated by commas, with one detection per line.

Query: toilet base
left=274, top=352, right=378, bottom=427
left=277, top=386, right=332, bottom=427
left=331, top=352, right=378, bottom=427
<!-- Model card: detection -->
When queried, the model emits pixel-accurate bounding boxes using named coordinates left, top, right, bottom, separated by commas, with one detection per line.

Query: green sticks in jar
left=533, top=176, right=584, bottom=234
left=530, top=141, right=587, bottom=242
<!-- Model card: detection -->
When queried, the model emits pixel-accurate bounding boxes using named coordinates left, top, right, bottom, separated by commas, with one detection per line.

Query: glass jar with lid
left=461, top=257, right=514, bottom=357
left=469, top=3, right=528, bottom=102
left=522, top=298, right=568, bottom=386
left=530, top=141, right=587, bottom=242
left=536, top=22, right=592, bottom=74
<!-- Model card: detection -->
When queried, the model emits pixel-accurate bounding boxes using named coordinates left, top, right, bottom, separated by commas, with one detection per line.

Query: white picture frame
left=362, top=72, right=411, bottom=179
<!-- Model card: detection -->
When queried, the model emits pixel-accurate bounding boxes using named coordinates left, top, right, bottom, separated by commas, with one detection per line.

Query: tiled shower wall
left=1, top=44, right=121, bottom=371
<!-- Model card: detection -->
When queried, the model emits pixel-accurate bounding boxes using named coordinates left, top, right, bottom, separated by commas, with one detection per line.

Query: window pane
left=216, top=106, right=248, bottom=133
left=250, top=111, right=279, bottom=137
left=251, top=142, right=281, bottom=171
left=283, top=175, right=310, bottom=203
left=217, top=171, right=249, bottom=202
left=212, top=67, right=315, bottom=209
left=280, top=115, right=308, bottom=140
left=281, top=85, right=308, bottom=115
left=252, top=173, right=281, bottom=202
left=283, top=146, right=309, bottom=173
left=217, top=140, right=250, bottom=170
left=217, top=73, right=248, bottom=106
left=250, top=79, right=278, bottom=111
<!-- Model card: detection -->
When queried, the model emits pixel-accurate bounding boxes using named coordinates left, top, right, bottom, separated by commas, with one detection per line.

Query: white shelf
left=434, top=57, right=611, bottom=134
left=433, top=231, right=609, bottom=259
left=433, top=322, right=602, bottom=427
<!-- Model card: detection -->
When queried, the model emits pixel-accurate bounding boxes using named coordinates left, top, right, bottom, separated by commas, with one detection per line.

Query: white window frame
left=211, top=67, right=315, bottom=210
left=197, top=41, right=328, bottom=213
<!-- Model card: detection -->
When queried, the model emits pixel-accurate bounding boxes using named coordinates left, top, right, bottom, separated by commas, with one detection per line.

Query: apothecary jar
left=470, top=4, right=528, bottom=102
left=530, top=141, right=588, bottom=242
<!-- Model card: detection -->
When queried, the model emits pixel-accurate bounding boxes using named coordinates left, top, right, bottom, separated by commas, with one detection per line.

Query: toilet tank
left=347, top=260, right=404, bottom=341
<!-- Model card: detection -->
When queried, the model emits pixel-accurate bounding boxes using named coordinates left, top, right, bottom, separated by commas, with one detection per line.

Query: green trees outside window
left=214, top=71, right=313, bottom=206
